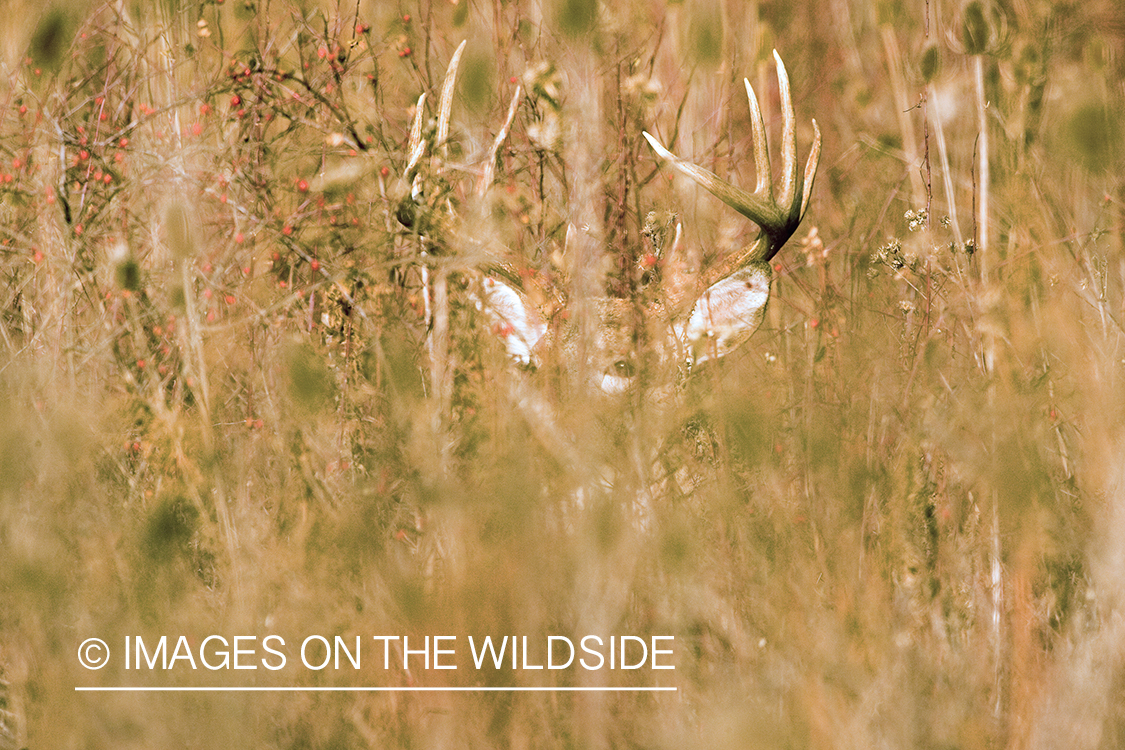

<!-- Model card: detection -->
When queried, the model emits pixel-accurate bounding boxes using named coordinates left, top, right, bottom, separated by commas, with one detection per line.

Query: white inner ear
left=678, top=267, right=771, bottom=366
left=475, top=277, right=547, bottom=366
left=599, top=372, right=633, bottom=395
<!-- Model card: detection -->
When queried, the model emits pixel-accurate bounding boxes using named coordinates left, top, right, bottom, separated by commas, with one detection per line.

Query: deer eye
left=395, top=198, right=416, bottom=228
left=613, top=359, right=635, bottom=377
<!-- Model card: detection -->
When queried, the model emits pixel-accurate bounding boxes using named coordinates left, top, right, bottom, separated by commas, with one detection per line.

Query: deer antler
left=643, top=50, right=820, bottom=267
left=644, top=51, right=821, bottom=367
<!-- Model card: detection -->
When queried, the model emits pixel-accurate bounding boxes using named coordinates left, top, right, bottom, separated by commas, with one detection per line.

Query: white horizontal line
left=76, top=686, right=677, bottom=693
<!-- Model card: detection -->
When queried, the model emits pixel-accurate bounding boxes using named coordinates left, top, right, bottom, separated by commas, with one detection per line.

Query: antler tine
left=743, top=78, right=771, bottom=197
left=773, top=50, right=797, bottom=211
left=800, top=119, right=822, bottom=222
left=641, top=131, right=783, bottom=231
left=437, top=40, right=467, bottom=153
left=404, top=39, right=466, bottom=177
left=406, top=92, right=427, bottom=174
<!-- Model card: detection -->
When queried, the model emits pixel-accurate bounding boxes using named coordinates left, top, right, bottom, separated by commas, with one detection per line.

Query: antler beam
left=643, top=50, right=821, bottom=264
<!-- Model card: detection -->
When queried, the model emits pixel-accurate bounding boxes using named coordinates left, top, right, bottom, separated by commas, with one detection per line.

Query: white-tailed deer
left=393, top=43, right=822, bottom=544
left=398, top=44, right=819, bottom=395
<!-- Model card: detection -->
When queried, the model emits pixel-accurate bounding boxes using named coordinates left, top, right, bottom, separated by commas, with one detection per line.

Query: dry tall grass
left=1, top=0, right=1123, bottom=748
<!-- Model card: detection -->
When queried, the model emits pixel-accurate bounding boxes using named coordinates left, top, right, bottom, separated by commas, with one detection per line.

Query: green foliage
left=286, top=341, right=336, bottom=413
left=142, top=496, right=199, bottom=563
left=1064, top=102, right=1122, bottom=173
left=961, top=1, right=990, bottom=55
left=27, top=6, right=76, bottom=74
left=687, top=0, right=723, bottom=69
left=555, top=0, right=597, bottom=37
left=459, top=46, right=494, bottom=112
left=920, top=42, right=941, bottom=83
left=115, top=256, right=141, bottom=292
left=451, top=0, right=469, bottom=28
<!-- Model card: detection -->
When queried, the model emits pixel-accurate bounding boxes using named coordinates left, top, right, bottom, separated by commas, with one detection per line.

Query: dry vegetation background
left=1, top=0, right=1124, bottom=747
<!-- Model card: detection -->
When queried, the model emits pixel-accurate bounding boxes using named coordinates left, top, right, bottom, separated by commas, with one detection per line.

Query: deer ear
left=474, top=277, right=547, bottom=367
left=678, top=264, right=773, bottom=367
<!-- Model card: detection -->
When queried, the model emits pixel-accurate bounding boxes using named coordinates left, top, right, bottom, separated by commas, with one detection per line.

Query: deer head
left=402, top=45, right=819, bottom=393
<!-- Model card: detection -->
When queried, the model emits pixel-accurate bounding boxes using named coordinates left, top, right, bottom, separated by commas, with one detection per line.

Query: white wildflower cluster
left=869, top=239, right=919, bottom=276
left=904, top=208, right=928, bottom=231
